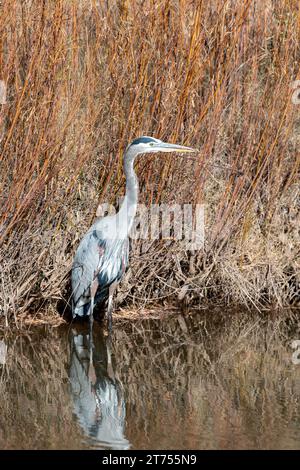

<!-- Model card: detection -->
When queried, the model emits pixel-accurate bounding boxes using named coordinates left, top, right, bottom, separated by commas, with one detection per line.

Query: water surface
left=0, top=311, right=300, bottom=449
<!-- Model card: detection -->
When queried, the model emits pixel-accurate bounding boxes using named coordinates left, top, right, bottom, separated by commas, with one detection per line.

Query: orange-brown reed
left=0, top=0, right=299, bottom=325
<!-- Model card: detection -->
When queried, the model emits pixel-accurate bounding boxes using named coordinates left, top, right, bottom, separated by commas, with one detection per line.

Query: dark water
left=0, top=311, right=300, bottom=449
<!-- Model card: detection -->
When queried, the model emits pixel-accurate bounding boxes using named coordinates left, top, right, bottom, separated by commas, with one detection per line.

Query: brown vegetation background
left=0, top=0, right=299, bottom=324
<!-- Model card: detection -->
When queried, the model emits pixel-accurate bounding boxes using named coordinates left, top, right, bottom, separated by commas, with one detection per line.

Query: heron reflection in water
left=69, top=327, right=130, bottom=450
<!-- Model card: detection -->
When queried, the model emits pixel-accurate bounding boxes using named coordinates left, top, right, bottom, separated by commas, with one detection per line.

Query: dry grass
left=0, top=0, right=299, bottom=325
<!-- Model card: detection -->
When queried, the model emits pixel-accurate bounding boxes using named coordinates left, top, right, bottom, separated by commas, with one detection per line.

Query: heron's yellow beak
left=152, top=142, right=197, bottom=153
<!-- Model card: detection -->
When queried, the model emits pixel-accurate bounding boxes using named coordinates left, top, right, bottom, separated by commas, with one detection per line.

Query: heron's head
left=127, top=136, right=197, bottom=155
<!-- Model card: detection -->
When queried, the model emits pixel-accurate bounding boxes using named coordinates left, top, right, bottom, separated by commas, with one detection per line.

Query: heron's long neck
left=118, top=153, right=138, bottom=235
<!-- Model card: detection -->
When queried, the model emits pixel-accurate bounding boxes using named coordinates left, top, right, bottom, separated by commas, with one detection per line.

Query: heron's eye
left=149, top=142, right=154, bottom=146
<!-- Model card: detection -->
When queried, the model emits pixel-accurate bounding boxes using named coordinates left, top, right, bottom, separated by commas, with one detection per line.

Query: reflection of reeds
left=112, top=312, right=300, bottom=449
left=2, top=312, right=299, bottom=449
left=0, top=328, right=83, bottom=449
left=0, top=1, right=299, bottom=323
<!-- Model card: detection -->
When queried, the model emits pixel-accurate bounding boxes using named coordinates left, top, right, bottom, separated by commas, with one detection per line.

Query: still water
left=0, top=311, right=300, bottom=449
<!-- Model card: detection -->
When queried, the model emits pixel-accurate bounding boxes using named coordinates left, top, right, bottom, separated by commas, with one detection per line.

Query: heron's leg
left=89, top=278, right=99, bottom=364
left=107, top=281, right=117, bottom=332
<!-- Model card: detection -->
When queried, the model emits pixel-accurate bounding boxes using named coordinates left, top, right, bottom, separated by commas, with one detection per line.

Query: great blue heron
left=71, top=136, right=196, bottom=333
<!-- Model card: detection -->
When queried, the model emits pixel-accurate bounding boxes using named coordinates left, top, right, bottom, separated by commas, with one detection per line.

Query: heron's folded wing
left=71, top=229, right=107, bottom=306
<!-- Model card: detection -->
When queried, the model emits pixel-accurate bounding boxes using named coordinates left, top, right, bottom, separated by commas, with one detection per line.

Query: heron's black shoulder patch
left=130, top=136, right=156, bottom=146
